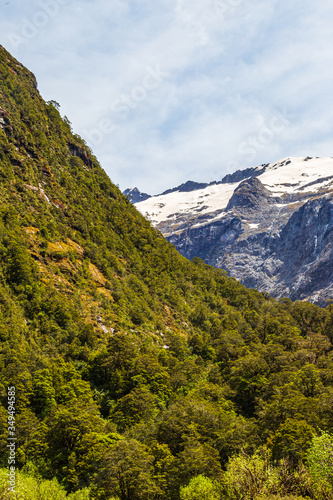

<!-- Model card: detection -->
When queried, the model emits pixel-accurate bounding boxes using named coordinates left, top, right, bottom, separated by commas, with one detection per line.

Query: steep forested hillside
left=0, top=46, right=333, bottom=500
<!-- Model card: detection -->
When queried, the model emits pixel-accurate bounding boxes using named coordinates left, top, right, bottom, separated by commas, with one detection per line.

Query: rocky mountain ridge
left=123, top=186, right=150, bottom=203
left=133, top=157, right=333, bottom=305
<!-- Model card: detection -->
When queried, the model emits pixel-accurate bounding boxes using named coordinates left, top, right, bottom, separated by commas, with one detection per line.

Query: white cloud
left=1, top=0, right=333, bottom=194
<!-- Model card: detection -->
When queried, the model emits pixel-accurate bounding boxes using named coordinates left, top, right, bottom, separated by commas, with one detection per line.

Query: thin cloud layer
left=1, top=0, right=333, bottom=194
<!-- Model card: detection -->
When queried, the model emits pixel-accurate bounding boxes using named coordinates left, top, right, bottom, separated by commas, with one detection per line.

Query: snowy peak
left=220, top=164, right=268, bottom=184
left=135, top=157, right=333, bottom=227
left=161, top=180, right=211, bottom=195
left=134, top=156, right=333, bottom=305
left=258, top=156, right=333, bottom=195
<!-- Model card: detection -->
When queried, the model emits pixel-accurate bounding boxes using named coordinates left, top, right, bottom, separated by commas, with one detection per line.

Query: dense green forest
left=0, top=45, right=333, bottom=499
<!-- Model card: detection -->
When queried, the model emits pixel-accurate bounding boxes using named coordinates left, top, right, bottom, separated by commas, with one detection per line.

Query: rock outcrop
left=123, top=187, right=151, bottom=203
left=134, top=157, right=333, bottom=305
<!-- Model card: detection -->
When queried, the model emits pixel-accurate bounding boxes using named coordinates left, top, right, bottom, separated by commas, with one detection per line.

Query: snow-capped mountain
left=133, top=157, right=333, bottom=305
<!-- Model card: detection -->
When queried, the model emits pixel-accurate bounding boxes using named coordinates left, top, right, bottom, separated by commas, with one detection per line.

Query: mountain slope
left=1, top=46, right=333, bottom=500
left=135, top=157, right=333, bottom=305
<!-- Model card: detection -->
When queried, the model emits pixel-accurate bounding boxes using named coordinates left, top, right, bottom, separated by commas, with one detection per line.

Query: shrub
left=179, top=475, right=220, bottom=500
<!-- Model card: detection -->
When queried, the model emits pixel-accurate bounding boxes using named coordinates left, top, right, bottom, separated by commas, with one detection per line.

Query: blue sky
left=1, top=0, right=333, bottom=194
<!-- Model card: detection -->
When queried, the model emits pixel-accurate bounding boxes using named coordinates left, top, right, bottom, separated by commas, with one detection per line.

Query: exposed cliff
left=135, top=157, right=333, bottom=305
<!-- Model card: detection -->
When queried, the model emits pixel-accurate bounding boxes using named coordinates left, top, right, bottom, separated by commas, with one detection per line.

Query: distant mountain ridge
left=123, top=187, right=151, bottom=203
left=124, top=163, right=271, bottom=200
left=134, top=157, right=333, bottom=305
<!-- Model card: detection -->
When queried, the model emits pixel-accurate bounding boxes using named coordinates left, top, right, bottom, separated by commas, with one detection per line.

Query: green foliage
left=0, top=468, right=90, bottom=499
left=0, top=45, right=333, bottom=500
left=307, top=432, right=333, bottom=498
left=92, top=439, right=160, bottom=500
left=271, top=419, right=316, bottom=464
left=179, top=475, right=219, bottom=500
left=222, top=451, right=280, bottom=500
left=111, top=387, right=158, bottom=432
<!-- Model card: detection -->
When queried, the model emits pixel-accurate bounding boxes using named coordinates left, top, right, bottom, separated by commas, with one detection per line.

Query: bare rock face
left=123, top=187, right=151, bottom=203
left=273, top=196, right=333, bottom=304
left=134, top=157, right=333, bottom=305
left=226, top=177, right=276, bottom=210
